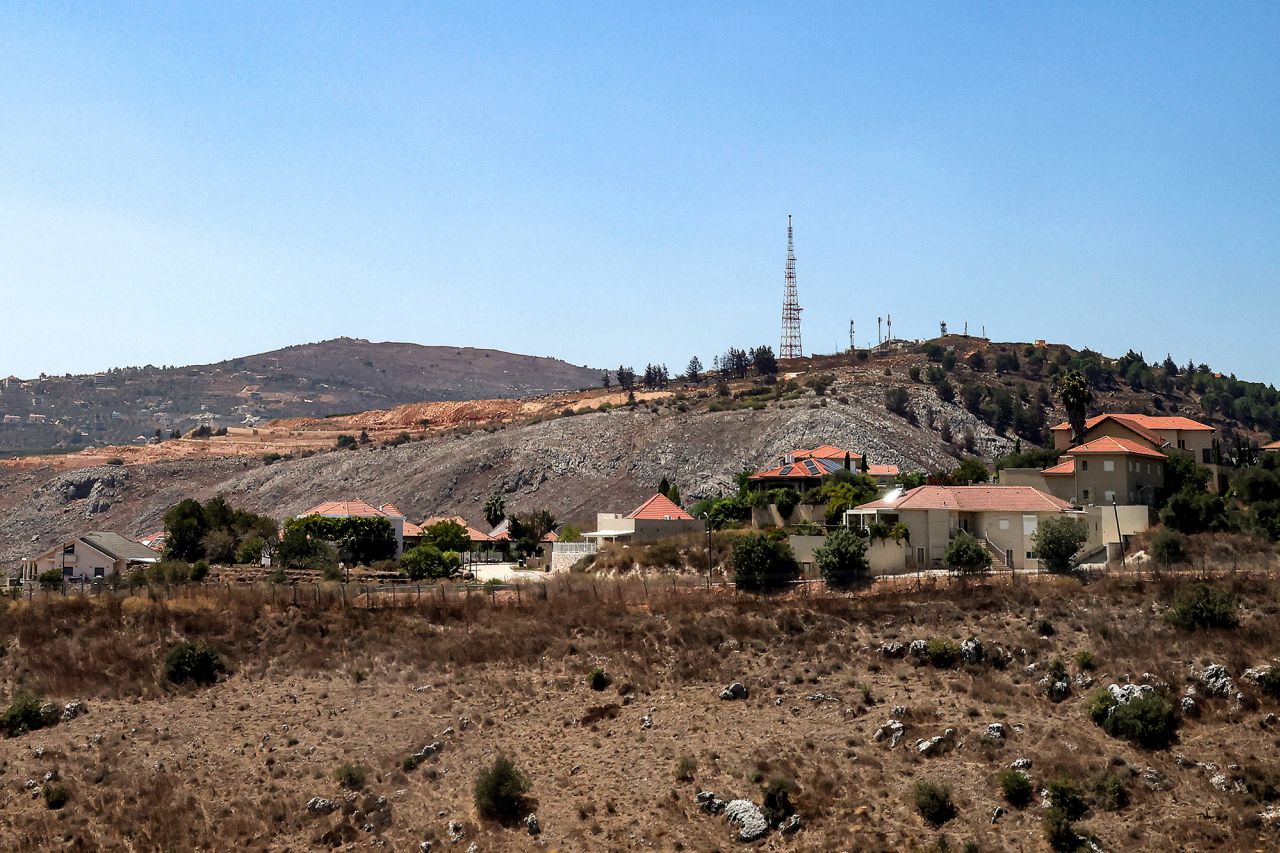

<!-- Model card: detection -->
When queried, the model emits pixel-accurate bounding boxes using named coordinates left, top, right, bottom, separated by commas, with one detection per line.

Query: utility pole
left=877, top=316, right=882, bottom=345
left=849, top=320, right=855, bottom=352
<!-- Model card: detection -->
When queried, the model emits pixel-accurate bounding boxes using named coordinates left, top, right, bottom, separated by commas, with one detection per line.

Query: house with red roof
left=1050, top=413, right=1215, bottom=464
left=1262, top=440, right=1280, bottom=454
left=296, top=500, right=408, bottom=556
left=1003, top=433, right=1169, bottom=507
left=847, top=485, right=1084, bottom=572
left=748, top=445, right=900, bottom=491
left=583, top=493, right=703, bottom=544
left=419, top=515, right=495, bottom=550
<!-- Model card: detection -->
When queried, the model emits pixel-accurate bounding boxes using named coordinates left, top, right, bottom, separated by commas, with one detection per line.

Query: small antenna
left=849, top=319, right=855, bottom=352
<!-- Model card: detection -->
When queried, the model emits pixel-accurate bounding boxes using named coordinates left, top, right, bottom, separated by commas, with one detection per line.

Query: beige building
left=1050, top=414, right=1215, bottom=464
left=846, top=485, right=1082, bottom=572
left=21, top=532, right=161, bottom=582
left=1001, top=435, right=1165, bottom=506
left=584, top=494, right=704, bottom=544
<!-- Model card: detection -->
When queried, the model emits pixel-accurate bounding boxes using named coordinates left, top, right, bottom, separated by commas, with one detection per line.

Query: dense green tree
left=685, top=356, right=703, bottom=382
left=751, top=345, right=778, bottom=375
left=814, top=528, right=870, bottom=589
left=164, top=498, right=209, bottom=562
left=1032, top=516, right=1089, bottom=573
left=423, top=520, right=471, bottom=553
left=732, top=534, right=800, bottom=592
left=401, top=543, right=455, bottom=580
left=945, top=532, right=992, bottom=576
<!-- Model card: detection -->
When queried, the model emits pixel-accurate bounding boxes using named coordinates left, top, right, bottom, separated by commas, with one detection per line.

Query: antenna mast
left=780, top=215, right=803, bottom=359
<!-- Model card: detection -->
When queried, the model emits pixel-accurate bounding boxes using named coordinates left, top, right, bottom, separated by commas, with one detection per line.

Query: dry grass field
left=0, top=570, right=1277, bottom=851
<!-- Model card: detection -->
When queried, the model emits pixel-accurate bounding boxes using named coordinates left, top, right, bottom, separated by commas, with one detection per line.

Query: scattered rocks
left=778, top=814, right=802, bottom=835
left=1045, top=680, right=1071, bottom=703
left=719, top=682, right=749, bottom=701
left=1181, top=696, right=1197, bottom=715
left=61, top=702, right=87, bottom=722
left=1107, top=682, right=1153, bottom=708
left=991, top=806, right=1005, bottom=824
left=306, top=797, right=338, bottom=815
left=982, top=722, right=1006, bottom=741
left=724, top=799, right=769, bottom=842
left=1262, top=713, right=1278, bottom=729
left=1010, top=757, right=1032, bottom=770
left=1243, top=665, right=1275, bottom=685
left=915, top=728, right=956, bottom=756
left=879, top=642, right=905, bottom=658
left=525, top=813, right=541, bottom=835
left=1196, top=664, right=1238, bottom=698
left=806, top=693, right=838, bottom=703
left=1141, top=768, right=1168, bottom=791
left=873, top=720, right=906, bottom=748
left=411, top=741, right=444, bottom=762
left=890, top=705, right=908, bottom=719
left=640, top=714, right=653, bottom=730
left=960, top=637, right=984, bottom=665
left=447, top=820, right=464, bottom=842
left=908, top=639, right=928, bottom=658
left=696, top=790, right=726, bottom=815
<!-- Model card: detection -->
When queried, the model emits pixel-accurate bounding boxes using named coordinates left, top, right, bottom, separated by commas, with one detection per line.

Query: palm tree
left=483, top=493, right=506, bottom=530
left=1054, top=369, right=1095, bottom=444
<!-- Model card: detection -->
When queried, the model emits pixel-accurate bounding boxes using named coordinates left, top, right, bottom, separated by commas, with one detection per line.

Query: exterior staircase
left=980, top=536, right=1009, bottom=569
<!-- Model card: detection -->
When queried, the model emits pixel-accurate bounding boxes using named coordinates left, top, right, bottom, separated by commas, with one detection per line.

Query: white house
left=21, top=532, right=161, bottom=582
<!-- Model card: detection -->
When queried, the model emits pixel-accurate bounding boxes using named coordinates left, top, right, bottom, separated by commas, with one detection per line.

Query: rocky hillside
left=0, top=338, right=600, bottom=454
left=0, top=376, right=1006, bottom=564
left=0, top=334, right=1263, bottom=567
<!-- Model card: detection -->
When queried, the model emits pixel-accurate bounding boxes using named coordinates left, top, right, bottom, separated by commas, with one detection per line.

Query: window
left=999, top=519, right=1010, bottom=530
left=1178, top=439, right=1186, bottom=449
left=1082, top=489, right=1091, bottom=501
left=62, top=543, right=75, bottom=555
left=93, top=567, right=105, bottom=578
left=1202, top=448, right=1212, bottom=464
left=1103, top=460, right=1115, bottom=472
left=1081, top=460, right=1089, bottom=471
left=1026, top=551, right=1034, bottom=560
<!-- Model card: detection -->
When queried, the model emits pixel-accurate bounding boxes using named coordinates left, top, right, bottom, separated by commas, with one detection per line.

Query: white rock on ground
left=724, top=799, right=769, bottom=842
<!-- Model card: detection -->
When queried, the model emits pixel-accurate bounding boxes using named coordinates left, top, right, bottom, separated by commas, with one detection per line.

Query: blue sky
left=2, top=3, right=1278, bottom=382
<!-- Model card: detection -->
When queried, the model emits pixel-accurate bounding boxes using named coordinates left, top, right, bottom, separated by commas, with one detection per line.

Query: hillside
left=0, top=338, right=600, bottom=454
left=0, top=572, right=1276, bottom=850
left=0, top=335, right=1265, bottom=567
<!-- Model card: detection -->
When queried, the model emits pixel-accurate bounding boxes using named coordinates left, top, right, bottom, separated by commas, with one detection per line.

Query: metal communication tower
left=780, top=215, right=803, bottom=359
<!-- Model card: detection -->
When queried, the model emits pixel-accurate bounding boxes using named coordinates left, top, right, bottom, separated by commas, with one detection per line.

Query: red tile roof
left=299, top=500, right=389, bottom=518
left=1262, top=440, right=1280, bottom=451
left=856, top=486, right=1074, bottom=513
left=1066, top=436, right=1166, bottom=459
left=867, top=464, right=900, bottom=477
left=379, top=503, right=406, bottom=518
left=626, top=493, right=695, bottom=521
left=1051, top=413, right=1211, bottom=439
left=792, top=445, right=861, bottom=461
left=1041, top=459, right=1076, bottom=476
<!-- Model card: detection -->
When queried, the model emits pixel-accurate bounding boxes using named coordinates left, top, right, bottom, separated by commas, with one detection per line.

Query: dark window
left=1202, top=448, right=1211, bottom=464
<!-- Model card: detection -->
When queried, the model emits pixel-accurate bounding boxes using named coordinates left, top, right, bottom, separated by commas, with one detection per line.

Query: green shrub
left=1101, top=694, right=1177, bottom=749
left=474, top=754, right=531, bottom=822
left=924, top=639, right=961, bottom=668
left=1086, top=688, right=1119, bottom=724
left=588, top=667, right=611, bottom=691
left=1043, top=807, right=1081, bottom=852
left=43, top=782, right=68, bottom=809
left=675, top=755, right=697, bottom=782
left=1257, top=667, right=1280, bottom=698
left=998, top=769, right=1033, bottom=807
left=1, top=692, right=56, bottom=737
left=1167, top=581, right=1237, bottom=630
left=1073, top=650, right=1097, bottom=671
left=761, top=777, right=796, bottom=826
left=732, top=533, right=800, bottom=593
left=1044, top=778, right=1087, bottom=820
left=37, top=569, right=64, bottom=591
left=1150, top=527, right=1187, bottom=566
left=1094, top=773, right=1129, bottom=811
left=335, top=762, right=367, bottom=790
left=400, top=753, right=422, bottom=772
left=162, top=641, right=227, bottom=687
left=912, top=781, right=955, bottom=826
left=1037, top=619, right=1055, bottom=637
left=190, top=560, right=209, bottom=582
left=945, top=532, right=992, bottom=576
left=814, top=527, right=870, bottom=589
left=1032, top=515, right=1089, bottom=573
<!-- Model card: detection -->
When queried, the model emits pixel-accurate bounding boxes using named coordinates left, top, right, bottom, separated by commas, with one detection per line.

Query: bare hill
left=0, top=338, right=600, bottom=454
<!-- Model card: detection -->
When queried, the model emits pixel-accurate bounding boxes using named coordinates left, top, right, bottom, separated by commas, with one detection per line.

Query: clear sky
left=2, top=3, right=1278, bottom=383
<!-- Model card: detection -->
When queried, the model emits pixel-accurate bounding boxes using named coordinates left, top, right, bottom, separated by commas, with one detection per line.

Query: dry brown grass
left=0, top=570, right=1276, bottom=849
